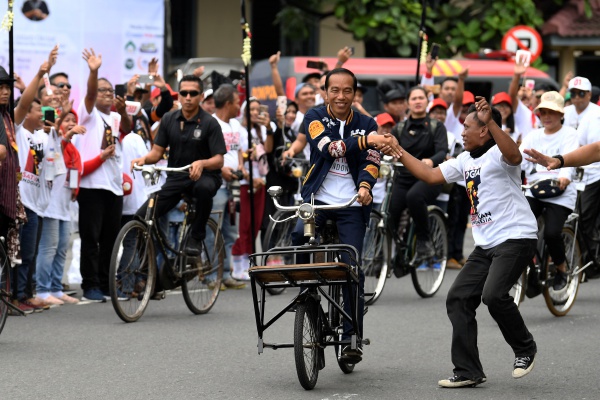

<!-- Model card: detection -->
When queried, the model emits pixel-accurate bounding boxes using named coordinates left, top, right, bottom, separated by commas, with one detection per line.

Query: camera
left=232, top=170, right=244, bottom=180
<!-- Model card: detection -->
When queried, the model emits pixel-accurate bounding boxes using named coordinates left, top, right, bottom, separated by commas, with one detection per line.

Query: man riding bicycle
left=131, top=75, right=226, bottom=256
left=292, top=68, right=401, bottom=363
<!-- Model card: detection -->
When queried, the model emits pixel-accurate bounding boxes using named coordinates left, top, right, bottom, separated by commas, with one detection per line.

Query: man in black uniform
left=132, top=75, right=226, bottom=255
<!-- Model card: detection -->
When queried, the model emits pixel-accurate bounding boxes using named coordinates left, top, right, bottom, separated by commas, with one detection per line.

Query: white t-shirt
left=38, top=129, right=70, bottom=220
left=564, top=102, right=600, bottom=185
left=439, top=145, right=538, bottom=249
left=519, top=126, right=578, bottom=211
left=16, top=123, right=47, bottom=215
left=371, top=177, right=386, bottom=205
left=315, top=120, right=359, bottom=206
left=513, top=100, right=536, bottom=142
left=214, top=114, right=242, bottom=188
left=121, top=133, right=149, bottom=215
left=444, top=107, right=463, bottom=139
left=73, top=103, right=123, bottom=195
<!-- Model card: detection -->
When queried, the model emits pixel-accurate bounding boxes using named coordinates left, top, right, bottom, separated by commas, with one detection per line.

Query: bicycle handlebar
left=133, top=163, right=192, bottom=174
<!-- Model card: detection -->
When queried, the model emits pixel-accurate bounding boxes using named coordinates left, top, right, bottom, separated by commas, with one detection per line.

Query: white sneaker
left=232, top=270, right=251, bottom=281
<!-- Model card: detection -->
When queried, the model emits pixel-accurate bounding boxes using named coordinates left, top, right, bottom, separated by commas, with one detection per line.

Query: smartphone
left=138, top=74, right=154, bottom=85
left=525, top=79, right=535, bottom=90
left=430, top=43, right=440, bottom=59
left=276, top=96, right=287, bottom=116
left=229, top=70, right=245, bottom=80
left=42, top=107, right=55, bottom=123
left=349, top=46, right=355, bottom=55
left=306, top=60, right=327, bottom=70
left=515, top=49, right=531, bottom=67
left=115, top=84, right=126, bottom=98
left=259, top=104, right=269, bottom=116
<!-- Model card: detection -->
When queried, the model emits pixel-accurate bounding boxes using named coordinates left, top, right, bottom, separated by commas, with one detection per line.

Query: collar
left=469, top=138, right=496, bottom=159
left=176, top=108, right=204, bottom=123
left=405, top=116, right=428, bottom=130
left=327, top=104, right=354, bottom=125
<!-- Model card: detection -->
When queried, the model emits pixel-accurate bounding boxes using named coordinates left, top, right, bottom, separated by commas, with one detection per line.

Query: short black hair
left=407, top=86, right=427, bottom=100
left=467, top=103, right=502, bottom=128
left=325, top=68, right=357, bottom=92
left=49, top=72, right=69, bottom=84
left=213, top=83, right=236, bottom=109
left=441, top=77, right=458, bottom=88
left=179, top=75, right=203, bottom=92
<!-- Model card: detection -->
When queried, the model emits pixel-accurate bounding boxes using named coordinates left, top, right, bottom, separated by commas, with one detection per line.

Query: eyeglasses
left=569, top=89, right=587, bottom=98
left=98, top=87, right=114, bottom=94
left=57, top=83, right=71, bottom=89
left=179, top=90, right=200, bottom=97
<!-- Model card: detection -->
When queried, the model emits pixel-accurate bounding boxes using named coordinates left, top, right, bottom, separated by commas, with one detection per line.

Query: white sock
left=51, top=291, right=65, bottom=298
left=36, top=292, right=51, bottom=300
left=232, top=255, right=244, bottom=275
left=241, top=254, right=250, bottom=272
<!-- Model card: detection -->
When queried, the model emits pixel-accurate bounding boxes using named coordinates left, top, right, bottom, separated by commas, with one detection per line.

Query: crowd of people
left=2, top=43, right=600, bottom=388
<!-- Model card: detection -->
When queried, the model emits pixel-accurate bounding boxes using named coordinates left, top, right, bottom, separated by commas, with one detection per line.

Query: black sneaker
left=438, top=375, right=485, bottom=388
left=340, top=345, right=362, bottom=364
left=416, top=239, right=435, bottom=259
left=513, top=354, right=535, bottom=378
left=553, top=270, right=568, bottom=291
left=184, top=237, right=202, bottom=257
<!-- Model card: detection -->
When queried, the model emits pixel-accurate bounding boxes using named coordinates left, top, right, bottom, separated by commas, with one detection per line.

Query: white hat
left=534, top=91, right=564, bottom=114
left=203, top=89, right=214, bottom=99
left=568, top=76, right=592, bottom=92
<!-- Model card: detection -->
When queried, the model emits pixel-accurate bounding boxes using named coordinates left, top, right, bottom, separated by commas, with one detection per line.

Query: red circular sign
left=501, top=25, right=543, bottom=62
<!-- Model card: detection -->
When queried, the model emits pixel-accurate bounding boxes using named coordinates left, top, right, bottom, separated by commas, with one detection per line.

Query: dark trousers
left=136, top=174, right=220, bottom=241
left=447, top=184, right=470, bottom=261
left=527, top=197, right=571, bottom=266
left=0, top=212, right=9, bottom=246
left=446, top=239, right=537, bottom=380
left=389, top=177, right=442, bottom=241
left=12, top=207, right=38, bottom=300
left=78, top=188, right=123, bottom=292
left=291, top=203, right=368, bottom=339
left=580, top=179, right=600, bottom=252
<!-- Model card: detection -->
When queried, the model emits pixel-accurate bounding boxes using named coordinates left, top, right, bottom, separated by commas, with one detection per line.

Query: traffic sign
left=501, top=25, right=543, bottom=62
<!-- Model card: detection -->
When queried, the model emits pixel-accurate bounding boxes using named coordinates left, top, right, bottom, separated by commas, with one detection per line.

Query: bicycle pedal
left=362, top=338, right=371, bottom=346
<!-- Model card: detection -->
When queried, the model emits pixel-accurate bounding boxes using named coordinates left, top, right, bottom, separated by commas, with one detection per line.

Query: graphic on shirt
left=465, top=166, right=493, bottom=226
left=223, top=131, right=240, bottom=152
left=308, top=120, right=325, bottom=139
left=328, top=140, right=346, bottom=157
left=24, top=139, right=44, bottom=176
left=329, top=157, right=349, bottom=176
left=317, top=136, right=331, bottom=151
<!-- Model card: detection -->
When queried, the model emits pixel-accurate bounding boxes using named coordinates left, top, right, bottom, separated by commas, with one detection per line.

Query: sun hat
left=534, top=91, right=564, bottom=114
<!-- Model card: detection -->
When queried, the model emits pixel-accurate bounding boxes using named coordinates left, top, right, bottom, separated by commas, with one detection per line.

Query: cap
left=492, top=92, right=512, bottom=107
left=568, top=76, right=592, bottom=92
left=429, top=98, right=448, bottom=110
left=375, top=112, right=395, bottom=127
left=356, top=82, right=368, bottom=93
left=294, top=83, right=313, bottom=98
left=203, top=89, right=214, bottom=99
left=535, top=91, right=564, bottom=114
left=0, top=66, right=15, bottom=82
left=134, top=83, right=149, bottom=93
left=462, top=91, right=475, bottom=105
left=150, top=84, right=178, bottom=100
left=384, top=88, right=406, bottom=103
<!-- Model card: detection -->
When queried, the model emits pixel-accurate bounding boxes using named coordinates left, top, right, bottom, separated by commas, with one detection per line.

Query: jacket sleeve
left=356, top=118, right=381, bottom=192
left=430, top=121, right=449, bottom=167
left=304, top=109, right=374, bottom=161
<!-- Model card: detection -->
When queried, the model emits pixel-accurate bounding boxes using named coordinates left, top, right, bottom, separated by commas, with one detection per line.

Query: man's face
left=354, top=89, right=364, bottom=105
left=202, top=96, right=215, bottom=114
left=48, top=85, right=61, bottom=108
left=96, top=80, right=115, bottom=110
left=325, top=73, right=355, bottom=117
left=52, top=75, right=71, bottom=99
left=0, top=83, right=10, bottom=105
left=429, top=106, right=447, bottom=123
left=440, top=80, right=457, bottom=105
left=226, top=93, right=241, bottom=120
left=295, top=86, right=315, bottom=111
left=377, top=123, right=393, bottom=135
left=459, top=103, right=473, bottom=123
left=28, top=102, right=44, bottom=130
left=570, top=89, right=591, bottom=113
left=531, top=89, right=545, bottom=109
left=383, top=98, right=406, bottom=121
left=179, top=81, right=203, bottom=113
left=461, top=112, right=486, bottom=152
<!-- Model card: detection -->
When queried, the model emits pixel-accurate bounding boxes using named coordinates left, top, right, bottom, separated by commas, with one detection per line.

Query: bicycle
left=511, top=179, right=583, bottom=316
left=249, top=187, right=368, bottom=390
left=362, top=157, right=448, bottom=304
left=108, top=163, right=224, bottom=322
left=0, top=238, right=25, bottom=334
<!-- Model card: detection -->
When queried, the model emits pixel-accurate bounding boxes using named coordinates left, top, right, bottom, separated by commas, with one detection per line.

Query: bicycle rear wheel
left=411, top=209, right=447, bottom=298
left=543, top=226, right=582, bottom=316
left=109, top=220, right=156, bottom=323
left=294, top=298, right=321, bottom=390
left=0, top=241, right=9, bottom=334
left=329, top=285, right=355, bottom=374
left=182, top=218, right=224, bottom=314
left=261, top=210, right=297, bottom=295
left=362, top=211, right=388, bottom=305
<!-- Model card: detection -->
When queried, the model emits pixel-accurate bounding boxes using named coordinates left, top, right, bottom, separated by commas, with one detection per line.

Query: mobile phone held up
left=259, top=104, right=269, bottom=117
left=306, top=60, right=327, bottom=71
left=42, top=106, right=55, bottom=123
left=138, top=74, right=154, bottom=85
left=115, top=84, right=126, bottom=99
left=430, top=43, right=440, bottom=59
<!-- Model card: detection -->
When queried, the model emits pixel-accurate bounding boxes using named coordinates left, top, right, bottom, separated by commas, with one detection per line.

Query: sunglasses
left=570, top=90, right=587, bottom=98
left=179, top=90, right=200, bottom=97
left=57, top=82, right=71, bottom=89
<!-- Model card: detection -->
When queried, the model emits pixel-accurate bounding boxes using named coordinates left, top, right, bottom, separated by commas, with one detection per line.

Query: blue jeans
left=13, top=207, right=39, bottom=299
left=205, top=187, right=238, bottom=280
left=36, top=218, right=70, bottom=294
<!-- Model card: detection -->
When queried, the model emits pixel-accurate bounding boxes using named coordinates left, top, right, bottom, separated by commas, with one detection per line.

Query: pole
left=414, top=0, right=427, bottom=86
left=240, top=0, right=256, bottom=253
left=5, top=0, right=14, bottom=121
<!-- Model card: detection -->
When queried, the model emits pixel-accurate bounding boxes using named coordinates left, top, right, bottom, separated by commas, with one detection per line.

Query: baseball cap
left=384, top=88, right=406, bottom=103
left=356, top=82, right=368, bottom=93
left=429, top=98, right=448, bottom=111
left=375, top=112, right=395, bottom=127
left=534, top=91, right=564, bottom=114
left=203, top=89, right=214, bottom=99
left=294, top=82, right=314, bottom=98
left=492, top=92, right=512, bottom=107
left=568, top=76, right=592, bottom=92
left=462, top=91, right=475, bottom=105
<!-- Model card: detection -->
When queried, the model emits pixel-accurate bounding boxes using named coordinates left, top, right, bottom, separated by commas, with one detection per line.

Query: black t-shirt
left=155, top=108, right=226, bottom=175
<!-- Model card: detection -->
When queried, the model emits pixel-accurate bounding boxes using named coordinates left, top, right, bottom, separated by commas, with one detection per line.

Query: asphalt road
left=2, top=263, right=600, bottom=399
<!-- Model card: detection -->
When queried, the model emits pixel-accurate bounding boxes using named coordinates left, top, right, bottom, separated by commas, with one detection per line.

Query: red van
left=249, top=56, right=557, bottom=114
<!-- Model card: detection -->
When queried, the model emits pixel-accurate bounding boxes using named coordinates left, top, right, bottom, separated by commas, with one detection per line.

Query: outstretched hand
left=269, top=51, right=281, bottom=66
left=523, top=148, right=560, bottom=170
left=82, top=48, right=102, bottom=71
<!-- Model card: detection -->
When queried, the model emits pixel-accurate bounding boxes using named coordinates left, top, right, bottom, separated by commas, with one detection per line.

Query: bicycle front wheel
left=261, top=210, right=297, bottom=296
left=543, top=226, right=582, bottom=316
left=411, top=209, right=448, bottom=298
left=182, top=218, right=224, bottom=314
left=0, top=242, right=9, bottom=334
left=362, top=211, right=388, bottom=305
left=294, top=298, right=321, bottom=390
left=109, top=220, right=156, bottom=323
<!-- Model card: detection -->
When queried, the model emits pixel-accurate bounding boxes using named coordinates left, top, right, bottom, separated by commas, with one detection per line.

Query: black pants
left=580, top=179, right=600, bottom=252
left=136, top=174, right=220, bottom=241
left=447, top=184, right=470, bottom=260
left=389, top=177, right=442, bottom=241
left=446, top=239, right=537, bottom=380
left=527, top=197, right=571, bottom=266
left=78, top=188, right=123, bottom=292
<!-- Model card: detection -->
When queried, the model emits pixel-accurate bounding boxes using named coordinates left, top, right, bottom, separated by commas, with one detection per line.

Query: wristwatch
left=552, top=154, right=564, bottom=169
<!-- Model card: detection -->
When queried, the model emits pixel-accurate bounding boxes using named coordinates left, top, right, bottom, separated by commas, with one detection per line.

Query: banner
left=0, top=0, right=164, bottom=106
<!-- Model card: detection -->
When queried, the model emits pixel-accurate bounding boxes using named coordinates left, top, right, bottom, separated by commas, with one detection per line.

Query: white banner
left=0, top=0, right=164, bottom=107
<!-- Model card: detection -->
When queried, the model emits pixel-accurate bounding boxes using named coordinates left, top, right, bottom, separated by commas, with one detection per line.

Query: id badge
left=69, top=169, right=78, bottom=189
left=192, top=128, right=202, bottom=140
